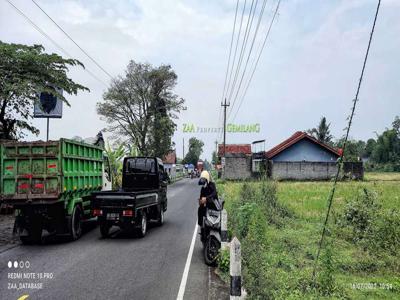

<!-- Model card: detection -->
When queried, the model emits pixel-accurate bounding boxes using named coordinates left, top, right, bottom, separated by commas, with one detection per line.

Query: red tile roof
left=218, top=144, right=251, bottom=157
left=266, top=131, right=340, bottom=159
left=163, top=150, right=176, bottom=164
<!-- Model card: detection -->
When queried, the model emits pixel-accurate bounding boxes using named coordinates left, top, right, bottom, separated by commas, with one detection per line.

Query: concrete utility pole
left=183, top=138, right=185, bottom=159
left=221, top=98, right=230, bottom=157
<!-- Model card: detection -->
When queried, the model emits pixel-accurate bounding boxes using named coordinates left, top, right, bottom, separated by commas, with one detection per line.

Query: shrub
left=372, top=209, right=400, bottom=255
left=341, top=188, right=380, bottom=242
left=259, top=180, right=293, bottom=226
left=318, top=245, right=336, bottom=296
left=236, top=202, right=258, bottom=239
left=340, top=188, right=400, bottom=258
left=217, top=248, right=230, bottom=275
left=242, top=210, right=274, bottom=299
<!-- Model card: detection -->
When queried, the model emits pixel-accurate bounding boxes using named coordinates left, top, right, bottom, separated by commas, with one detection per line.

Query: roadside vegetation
left=307, top=115, right=400, bottom=172
left=217, top=173, right=400, bottom=299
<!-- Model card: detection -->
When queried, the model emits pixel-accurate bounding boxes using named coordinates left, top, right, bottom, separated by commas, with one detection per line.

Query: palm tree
left=307, top=116, right=333, bottom=144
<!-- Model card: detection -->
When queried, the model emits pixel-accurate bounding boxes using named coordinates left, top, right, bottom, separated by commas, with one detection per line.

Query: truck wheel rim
left=142, top=215, right=147, bottom=235
left=74, top=209, right=81, bottom=235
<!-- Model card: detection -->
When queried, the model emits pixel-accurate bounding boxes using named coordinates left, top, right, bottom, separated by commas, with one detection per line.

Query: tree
left=393, top=115, right=400, bottom=136
left=203, top=159, right=211, bottom=171
left=183, top=137, right=204, bottom=165
left=371, top=129, right=400, bottom=164
left=307, top=116, right=333, bottom=144
left=0, top=42, right=88, bottom=139
left=365, top=138, right=377, bottom=158
left=97, top=61, right=184, bottom=158
left=365, top=116, right=400, bottom=171
left=211, top=150, right=218, bottom=165
left=104, top=142, right=126, bottom=189
left=335, top=139, right=365, bottom=162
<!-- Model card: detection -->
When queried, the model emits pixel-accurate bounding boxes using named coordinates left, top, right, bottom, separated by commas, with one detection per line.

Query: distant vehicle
left=197, top=161, right=204, bottom=173
left=187, top=164, right=195, bottom=178
left=91, top=157, right=168, bottom=238
left=0, top=139, right=112, bottom=244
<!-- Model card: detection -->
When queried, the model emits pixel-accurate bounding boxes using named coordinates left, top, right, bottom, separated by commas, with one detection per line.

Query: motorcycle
left=200, top=196, right=224, bottom=266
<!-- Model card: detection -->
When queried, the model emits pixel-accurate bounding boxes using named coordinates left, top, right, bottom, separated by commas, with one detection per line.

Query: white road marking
left=176, top=222, right=198, bottom=300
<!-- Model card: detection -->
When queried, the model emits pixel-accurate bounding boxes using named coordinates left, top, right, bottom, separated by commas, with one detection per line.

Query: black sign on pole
left=34, top=89, right=63, bottom=141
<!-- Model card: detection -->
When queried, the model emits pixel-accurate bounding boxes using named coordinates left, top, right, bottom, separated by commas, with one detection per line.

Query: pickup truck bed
left=92, top=189, right=160, bottom=209
left=91, top=156, right=168, bottom=238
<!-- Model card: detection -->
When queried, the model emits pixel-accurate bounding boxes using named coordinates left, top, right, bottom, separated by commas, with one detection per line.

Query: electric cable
left=311, top=0, right=381, bottom=285
left=228, top=0, right=269, bottom=118
left=224, top=0, right=247, bottom=106
left=226, top=0, right=258, bottom=106
left=230, top=0, right=281, bottom=122
left=31, top=0, right=113, bottom=80
left=5, top=0, right=109, bottom=87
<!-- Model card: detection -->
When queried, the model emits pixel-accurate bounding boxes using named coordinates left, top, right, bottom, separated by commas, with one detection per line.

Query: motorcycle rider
left=198, top=171, right=218, bottom=231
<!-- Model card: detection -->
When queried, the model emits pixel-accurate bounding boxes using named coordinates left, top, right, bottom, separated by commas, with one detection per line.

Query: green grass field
left=219, top=172, right=400, bottom=299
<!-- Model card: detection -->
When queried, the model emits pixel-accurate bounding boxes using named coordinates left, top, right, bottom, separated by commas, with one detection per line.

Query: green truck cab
left=0, top=139, right=112, bottom=244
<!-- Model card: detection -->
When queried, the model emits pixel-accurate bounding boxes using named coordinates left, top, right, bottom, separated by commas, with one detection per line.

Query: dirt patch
left=209, top=268, right=229, bottom=300
left=0, top=214, right=18, bottom=247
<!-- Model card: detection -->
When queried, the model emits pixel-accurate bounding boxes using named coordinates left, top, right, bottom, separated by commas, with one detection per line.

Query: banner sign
left=182, top=123, right=260, bottom=134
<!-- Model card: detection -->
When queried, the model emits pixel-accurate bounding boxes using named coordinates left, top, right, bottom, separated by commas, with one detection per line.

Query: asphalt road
left=0, top=178, right=227, bottom=300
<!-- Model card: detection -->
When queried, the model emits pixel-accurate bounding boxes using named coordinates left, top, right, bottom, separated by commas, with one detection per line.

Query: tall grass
left=220, top=174, right=400, bottom=299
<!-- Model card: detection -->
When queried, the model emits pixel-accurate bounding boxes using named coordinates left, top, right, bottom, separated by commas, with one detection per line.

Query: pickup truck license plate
left=107, top=213, right=119, bottom=220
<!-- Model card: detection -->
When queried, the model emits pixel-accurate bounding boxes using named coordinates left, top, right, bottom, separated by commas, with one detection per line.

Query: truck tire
left=70, top=205, right=83, bottom=241
left=156, top=206, right=164, bottom=226
left=136, top=211, right=147, bottom=238
left=100, top=222, right=110, bottom=238
left=20, top=225, right=42, bottom=245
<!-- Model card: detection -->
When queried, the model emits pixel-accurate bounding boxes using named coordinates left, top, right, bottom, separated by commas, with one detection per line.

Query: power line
left=5, top=0, right=109, bottom=87
left=219, top=0, right=250, bottom=143
left=31, top=0, right=113, bottom=80
left=226, top=0, right=258, bottom=106
left=231, top=0, right=281, bottom=122
left=224, top=0, right=247, bottom=108
left=221, top=0, right=240, bottom=104
left=228, top=0, right=269, bottom=118
left=217, top=0, right=239, bottom=143
left=311, top=0, right=381, bottom=285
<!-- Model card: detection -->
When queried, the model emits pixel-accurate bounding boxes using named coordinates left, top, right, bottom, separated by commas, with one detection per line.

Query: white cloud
left=0, top=0, right=398, bottom=160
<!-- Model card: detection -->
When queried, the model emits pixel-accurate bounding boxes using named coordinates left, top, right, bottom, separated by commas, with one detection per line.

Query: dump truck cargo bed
left=1, top=139, right=104, bottom=204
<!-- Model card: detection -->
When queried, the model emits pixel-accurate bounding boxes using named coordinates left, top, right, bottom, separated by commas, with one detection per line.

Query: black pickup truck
left=91, top=157, right=168, bottom=238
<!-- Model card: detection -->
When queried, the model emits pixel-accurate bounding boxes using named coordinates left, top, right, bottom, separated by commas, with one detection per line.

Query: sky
left=0, top=0, right=399, bottom=161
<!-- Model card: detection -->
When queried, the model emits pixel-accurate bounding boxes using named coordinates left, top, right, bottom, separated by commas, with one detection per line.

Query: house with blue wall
left=266, top=131, right=339, bottom=162
left=265, top=131, right=341, bottom=180
left=221, top=132, right=362, bottom=180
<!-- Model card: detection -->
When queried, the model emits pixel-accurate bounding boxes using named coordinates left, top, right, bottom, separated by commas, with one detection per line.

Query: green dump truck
left=0, top=139, right=112, bottom=243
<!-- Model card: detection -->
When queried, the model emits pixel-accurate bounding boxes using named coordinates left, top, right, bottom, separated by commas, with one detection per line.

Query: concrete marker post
left=221, top=209, right=228, bottom=250
left=230, top=237, right=241, bottom=299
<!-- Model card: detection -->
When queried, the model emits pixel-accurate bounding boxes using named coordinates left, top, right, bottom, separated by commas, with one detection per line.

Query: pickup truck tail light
left=92, top=209, right=103, bottom=217
left=123, top=210, right=134, bottom=217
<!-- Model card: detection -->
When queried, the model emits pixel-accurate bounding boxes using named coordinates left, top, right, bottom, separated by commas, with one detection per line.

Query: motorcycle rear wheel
left=204, top=236, right=220, bottom=266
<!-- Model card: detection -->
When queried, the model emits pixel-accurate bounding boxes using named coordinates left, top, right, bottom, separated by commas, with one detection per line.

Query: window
left=252, top=159, right=264, bottom=172
left=126, top=158, right=156, bottom=173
